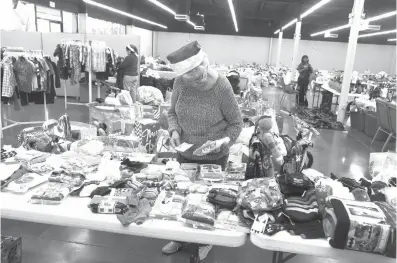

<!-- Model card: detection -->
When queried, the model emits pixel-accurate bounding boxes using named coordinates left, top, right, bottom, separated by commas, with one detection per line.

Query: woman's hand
left=170, top=130, right=181, bottom=148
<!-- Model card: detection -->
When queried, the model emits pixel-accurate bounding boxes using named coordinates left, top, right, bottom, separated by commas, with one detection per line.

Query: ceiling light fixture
left=311, top=24, right=350, bottom=36
left=282, top=18, right=298, bottom=30
left=366, top=11, right=397, bottom=23
left=228, top=0, right=238, bottom=32
left=274, top=29, right=280, bottom=34
left=301, top=0, right=332, bottom=19
left=147, top=0, right=176, bottom=15
left=83, top=0, right=167, bottom=29
left=310, top=10, right=397, bottom=37
left=358, top=29, right=396, bottom=38
left=388, top=38, right=397, bottom=41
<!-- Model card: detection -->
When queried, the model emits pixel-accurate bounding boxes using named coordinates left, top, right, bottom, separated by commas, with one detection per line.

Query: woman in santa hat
left=163, top=40, right=243, bottom=261
left=119, top=44, right=139, bottom=102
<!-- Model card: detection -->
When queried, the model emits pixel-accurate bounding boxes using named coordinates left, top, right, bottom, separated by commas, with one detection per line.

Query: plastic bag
left=181, top=194, right=216, bottom=229
left=237, top=178, right=283, bottom=212
left=30, top=183, right=73, bottom=204
left=150, top=190, right=186, bottom=220
left=225, top=163, right=246, bottom=181
left=137, top=86, right=164, bottom=106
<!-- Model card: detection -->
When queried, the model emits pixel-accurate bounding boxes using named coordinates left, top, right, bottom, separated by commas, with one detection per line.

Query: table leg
left=271, top=251, right=297, bottom=263
left=189, top=244, right=200, bottom=263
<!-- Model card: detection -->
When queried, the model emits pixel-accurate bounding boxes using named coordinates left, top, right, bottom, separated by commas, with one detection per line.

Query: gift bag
left=134, top=119, right=160, bottom=153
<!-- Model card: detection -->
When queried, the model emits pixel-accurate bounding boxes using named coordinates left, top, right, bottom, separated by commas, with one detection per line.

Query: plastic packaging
left=237, top=178, right=283, bottom=212
left=150, top=191, right=186, bottom=220
left=225, top=163, right=246, bottom=181
left=48, top=171, right=85, bottom=188
left=6, top=173, right=48, bottom=193
left=30, top=183, right=73, bottom=204
left=181, top=194, right=216, bottom=229
left=199, top=164, right=224, bottom=182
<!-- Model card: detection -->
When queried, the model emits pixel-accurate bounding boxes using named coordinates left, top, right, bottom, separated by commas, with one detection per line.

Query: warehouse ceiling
left=26, top=0, right=397, bottom=45
left=134, top=0, right=396, bottom=45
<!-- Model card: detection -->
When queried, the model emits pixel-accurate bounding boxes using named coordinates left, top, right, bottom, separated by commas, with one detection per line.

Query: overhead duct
left=175, top=0, right=191, bottom=21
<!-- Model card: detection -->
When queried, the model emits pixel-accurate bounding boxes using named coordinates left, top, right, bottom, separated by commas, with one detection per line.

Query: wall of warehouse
left=154, top=32, right=396, bottom=74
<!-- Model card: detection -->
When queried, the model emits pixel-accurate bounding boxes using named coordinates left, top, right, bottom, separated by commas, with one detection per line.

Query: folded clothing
left=283, top=189, right=319, bottom=222
left=116, top=198, right=152, bottom=226
left=285, top=220, right=325, bottom=239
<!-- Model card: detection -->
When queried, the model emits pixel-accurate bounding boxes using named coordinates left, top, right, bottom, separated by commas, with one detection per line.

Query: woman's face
left=181, top=58, right=209, bottom=86
left=303, top=57, right=309, bottom=63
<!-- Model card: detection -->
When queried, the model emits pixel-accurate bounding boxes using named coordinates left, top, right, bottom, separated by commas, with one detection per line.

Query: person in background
left=226, top=70, right=241, bottom=95
left=163, top=41, right=243, bottom=261
left=297, top=55, right=313, bottom=107
left=119, top=44, right=139, bottom=102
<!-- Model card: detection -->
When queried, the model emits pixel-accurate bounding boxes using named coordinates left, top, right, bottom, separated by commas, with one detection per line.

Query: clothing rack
left=59, top=39, right=107, bottom=106
left=1, top=47, right=49, bottom=139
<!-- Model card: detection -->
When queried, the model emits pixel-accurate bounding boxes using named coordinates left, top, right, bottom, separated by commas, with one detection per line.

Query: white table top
left=320, top=82, right=366, bottom=98
left=251, top=232, right=395, bottom=263
left=0, top=192, right=246, bottom=247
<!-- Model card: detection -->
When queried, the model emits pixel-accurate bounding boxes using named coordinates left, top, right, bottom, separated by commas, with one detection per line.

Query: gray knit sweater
left=168, top=75, right=243, bottom=161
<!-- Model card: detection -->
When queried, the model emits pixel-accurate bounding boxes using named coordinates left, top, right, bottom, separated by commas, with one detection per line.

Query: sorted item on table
left=207, top=188, right=238, bottom=209
left=150, top=190, right=186, bottom=221
left=193, top=137, right=230, bottom=157
left=30, top=183, right=73, bottom=204
left=199, top=164, right=223, bottom=181
left=283, top=189, right=320, bottom=222
left=174, top=142, right=194, bottom=152
left=181, top=194, right=216, bottom=229
left=6, top=173, right=48, bottom=193
left=225, top=163, right=246, bottom=181
left=277, top=172, right=313, bottom=196
left=237, top=178, right=283, bottom=212
left=49, top=171, right=85, bottom=188
left=324, top=198, right=394, bottom=257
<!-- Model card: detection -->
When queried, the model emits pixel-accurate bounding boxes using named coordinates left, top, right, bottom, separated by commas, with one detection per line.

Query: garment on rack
left=1, top=56, right=17, bottom=98
left=53, top=44, right=69, bottom=80
left=69, top=45, right=81, bottom=85
left=14, top=57, right=34, bottom=93
left=91, top=41, right=107, bottom=72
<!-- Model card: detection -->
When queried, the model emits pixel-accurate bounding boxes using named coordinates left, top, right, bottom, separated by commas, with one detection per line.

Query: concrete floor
left=1, top=87, right=394, bottom=263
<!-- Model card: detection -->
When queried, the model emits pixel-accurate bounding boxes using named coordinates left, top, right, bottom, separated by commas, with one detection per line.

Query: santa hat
left=166, top=41, right=206, bottom=76
left=126, top=44, right=138, bottom=54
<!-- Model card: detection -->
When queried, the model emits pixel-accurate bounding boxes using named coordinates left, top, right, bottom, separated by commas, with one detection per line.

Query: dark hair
left=301, top=55, right=309, bottom=63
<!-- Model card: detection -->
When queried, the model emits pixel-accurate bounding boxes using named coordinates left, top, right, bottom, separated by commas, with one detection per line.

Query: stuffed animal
left=256, top=117, right=284, bottom=167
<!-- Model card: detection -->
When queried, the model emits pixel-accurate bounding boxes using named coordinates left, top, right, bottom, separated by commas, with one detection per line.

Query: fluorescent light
left=187, top=20, right=195, bottom=27
left=301, top=0, right=332, bottom=19
left=310, top=10, right=397, bottom=37
left=147, top=0, right=176, bottom=15
left=388, top=38, right=397, bottom=41
left=274, top=29, right=280, bottom=34
left=83, top=0, right=167, bottom=29
left=366, top=11, right=397, bottom=23
left=358, top=29, right=396, bottom=38
left=228, top=0, right=238, bottom=32
left=282, top=18, right=297, bottom=30
left=311, top=24, right=350, bottom=36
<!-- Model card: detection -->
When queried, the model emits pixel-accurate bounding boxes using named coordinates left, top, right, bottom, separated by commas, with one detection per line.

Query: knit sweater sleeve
left=219, top=79, right=243, bottom=145
left=167, top=77, right=182, bottom=135
left=119, top=55, right=132, bottom=69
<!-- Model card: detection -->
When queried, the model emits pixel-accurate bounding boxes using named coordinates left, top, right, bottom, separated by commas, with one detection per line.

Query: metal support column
left=291, top=20, right=302, bottom=70
left=276, top=31, right=283, bottom=68
left=337, top=0, right=365, bottom=122
left=268, top=37, right=273, bottom=65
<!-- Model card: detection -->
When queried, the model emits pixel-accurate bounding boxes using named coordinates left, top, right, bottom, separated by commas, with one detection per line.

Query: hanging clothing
left=69, top=45, right=81, bottom=85
left=53, top=44, right=68, bottom=80
left=1, top=56, right=17, bottom=98
left=91, top=41, right=107, bottom=72
left=50, top=60, right=61, bottom=88
left=13, top=57, right=34, bottom=93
